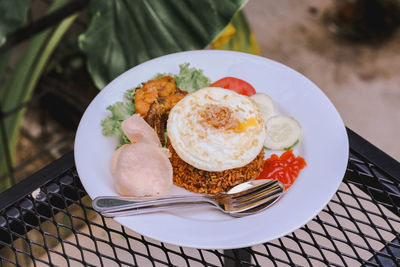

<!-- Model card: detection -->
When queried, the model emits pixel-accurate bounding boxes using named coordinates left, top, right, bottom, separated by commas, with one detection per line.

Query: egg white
left=167, top=87, right=265, bottom=172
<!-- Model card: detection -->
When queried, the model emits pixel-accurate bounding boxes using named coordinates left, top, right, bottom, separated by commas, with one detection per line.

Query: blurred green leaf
left=0, top=0, right=32, bottom=46
left=1, top=0, right=69, bottom=112
left=0, top=0, right=75, bottom=189
left=0, top=52, right=11, bottom=86
left=212, top=10, right=260, bottom=55
left=79, top=0, right=246, bottom=89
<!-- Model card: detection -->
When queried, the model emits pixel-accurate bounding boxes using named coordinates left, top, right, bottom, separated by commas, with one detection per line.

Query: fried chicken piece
left=134, top=76, right=177, bottom=117
left=158, top=89, right=187, bottom=108
left=154, top=76, right=176, bottom=97
left=134, top=76, right=187, bottom=145
left=134, top=87, right=158, bottom=118
left=146, top=91, right=187, bottom=144
left=146, top=104, right=168, bottom=143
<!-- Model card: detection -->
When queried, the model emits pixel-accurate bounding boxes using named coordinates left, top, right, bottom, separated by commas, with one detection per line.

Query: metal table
left=0, top=128, right=399, bottom=266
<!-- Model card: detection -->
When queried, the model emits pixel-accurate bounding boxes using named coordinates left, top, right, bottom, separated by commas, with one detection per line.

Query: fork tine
left=237, top=184, right=281, bottom=203
left=231, top=183, right=284, bottom=211
left=230, top=179, right=279, bottom=200
left=233, top=183, right=282, bottom=203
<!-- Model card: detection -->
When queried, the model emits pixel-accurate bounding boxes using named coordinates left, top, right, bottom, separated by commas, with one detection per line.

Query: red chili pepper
left=210, top=77, right=256, bottom=96
left=256, top=150, right=306, bottom=189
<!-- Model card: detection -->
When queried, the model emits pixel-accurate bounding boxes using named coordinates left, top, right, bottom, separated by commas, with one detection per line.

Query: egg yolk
left=234, top=117, right=257, bottom=133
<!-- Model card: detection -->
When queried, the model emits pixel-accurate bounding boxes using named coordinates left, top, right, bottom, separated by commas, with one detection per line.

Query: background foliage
left=0, top=0, right=259, bottom=191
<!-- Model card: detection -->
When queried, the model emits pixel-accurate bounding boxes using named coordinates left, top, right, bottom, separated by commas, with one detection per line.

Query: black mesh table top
left=0, top=128, right=399, bottom=267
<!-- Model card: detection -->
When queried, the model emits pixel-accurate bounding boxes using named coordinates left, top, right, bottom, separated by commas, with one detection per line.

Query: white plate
left=74, top=50, right=349, bottom=249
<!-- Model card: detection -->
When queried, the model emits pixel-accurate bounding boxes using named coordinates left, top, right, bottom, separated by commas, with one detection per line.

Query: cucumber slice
left=250, top=93, right=274, bottom=120
left=284, top=139, right=299, bottom=151
left=264, top=115, right=301, bottom=150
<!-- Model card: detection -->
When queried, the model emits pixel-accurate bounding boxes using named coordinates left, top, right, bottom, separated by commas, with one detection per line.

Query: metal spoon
left=93, top=179, right=284, bottom=217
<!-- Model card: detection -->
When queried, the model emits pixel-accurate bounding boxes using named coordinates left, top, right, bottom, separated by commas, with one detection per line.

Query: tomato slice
left=210, top=77, right=256, bottom=96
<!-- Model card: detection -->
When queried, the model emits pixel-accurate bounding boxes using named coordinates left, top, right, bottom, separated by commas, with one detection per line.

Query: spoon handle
left=100, top=203, right=210, bottom=217
left=92, top=195, right=213, bottom=213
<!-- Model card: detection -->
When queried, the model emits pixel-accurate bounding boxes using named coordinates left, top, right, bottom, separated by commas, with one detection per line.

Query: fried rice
left=167, top=142, right=265, bottom=194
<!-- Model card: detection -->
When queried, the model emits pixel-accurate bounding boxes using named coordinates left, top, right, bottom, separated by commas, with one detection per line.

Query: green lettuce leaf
left=101, top=100, right=134, bottom=146
left=173, top=63, right=210, bottom=92
left=124, top=87, right=138, bottom=102
left=155, top=63, right=210, bottom=92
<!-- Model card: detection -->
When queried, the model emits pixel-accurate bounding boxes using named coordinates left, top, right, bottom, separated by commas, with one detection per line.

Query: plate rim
left=74, top=49, right=349, bottom=249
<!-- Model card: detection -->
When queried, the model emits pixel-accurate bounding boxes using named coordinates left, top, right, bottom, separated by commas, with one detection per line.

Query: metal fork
left=92, top=179, right=284, bottom=217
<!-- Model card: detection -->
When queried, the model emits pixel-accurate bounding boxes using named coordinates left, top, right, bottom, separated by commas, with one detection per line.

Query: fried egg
left=167, top=87, right=265, bottom=172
